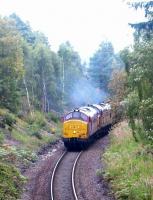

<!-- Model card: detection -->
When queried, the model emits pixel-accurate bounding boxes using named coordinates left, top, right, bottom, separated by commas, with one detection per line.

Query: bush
left=139, top=98, right=153, bottom=142
left=4, top=113, right=16, bottom=127
left=0, top=131, right=4, bottom=144
left=31, top=131, right=42, bottom=139
left=17, top=111, right=25, bottom=119
left=26, top=111, right=46, bottom=127
left=16, top=148, right=38, bottom=163
left=0, top=162, right=25, bottom=200
left=46, top=112, right=59, bottom=123
left=0, top=109, right=16, bottom=128
left=0, top=146, right=38, bottom=165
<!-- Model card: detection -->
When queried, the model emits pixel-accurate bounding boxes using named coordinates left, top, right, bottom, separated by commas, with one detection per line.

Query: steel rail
left=50, top=151, right=67, bottom=200
left=72, top=151, right=82, bottom=200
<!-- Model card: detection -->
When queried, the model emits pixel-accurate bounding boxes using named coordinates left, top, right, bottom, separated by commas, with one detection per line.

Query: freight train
left=62, top=103, right=113, bottom=150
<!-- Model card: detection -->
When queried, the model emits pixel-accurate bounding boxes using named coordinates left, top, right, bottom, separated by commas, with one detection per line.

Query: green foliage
left=11, top=128, right=57, bottom=151
left=46, top=112, right=59, bottom=123
left=3, top=113, right=16, bottom=127
left=9, top=13, right=36, bottom=44
left=129, top=1, right=153, bottom=42
left=124, top=41, right=153, bottom=144
left=11, top=129, right=33, bottom=145
left=0, top=108, right=60, bottom=199
left=139, top=98, right=153, bottom=143
left=120, top=3, right=153, bottom=144
left=0, top=17, right=24, bottom=113
left=119, top=48, right=131, bottom=74
left=26, top=111, right=46, bottom=127
left=16, top=148, right=37, bottom=162
left=88, top=41, right=124, bottom=95
left=0, top=109, right=16, bottom=128
left=0, top=13, right=87, bottom=112
left=108, top=69, right=127, bottom=121
left=25, top=111, right=52, bottom=139
left=0, top=162, right=25, bottom=200
left=0, top=131, right=4, bottom=144
left=9, top=110, right=60, bottom=150
left=126, top=91, right=139, bottom=122
left=31, top=131, right=42, bottom=139
left=58, top=41, right=84, bottom=107
left=102, top=123, right=153, bottom=200
left=0, top=146, right=38, bottom=165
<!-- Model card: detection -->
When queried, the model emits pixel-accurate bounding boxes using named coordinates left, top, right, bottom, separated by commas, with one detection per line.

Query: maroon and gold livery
left=62, top=103, right=112, bottom=150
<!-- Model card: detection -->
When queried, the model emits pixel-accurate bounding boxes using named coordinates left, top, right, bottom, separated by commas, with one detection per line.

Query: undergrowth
left=0, top=162, right=26, bottom=200
left=0, top=108, right=61, bottom=199
left=100, top=121, right=153, bottom=200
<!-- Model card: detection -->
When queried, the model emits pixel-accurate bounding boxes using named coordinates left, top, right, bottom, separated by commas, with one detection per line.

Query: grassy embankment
left=100, top=121, right=153, bottom=200
left=0, top=108, right=61, bottom=200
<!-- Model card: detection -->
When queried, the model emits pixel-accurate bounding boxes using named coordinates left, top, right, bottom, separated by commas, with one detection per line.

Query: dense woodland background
left=0, top=1, right=153, bottom=145
left=0, top=13, right=124, bottom=114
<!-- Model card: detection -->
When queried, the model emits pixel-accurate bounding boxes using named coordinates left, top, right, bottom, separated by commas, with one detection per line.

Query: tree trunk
left=42, top=72, right=47, bottom=112
left=23, top=77, right=33, bottom=116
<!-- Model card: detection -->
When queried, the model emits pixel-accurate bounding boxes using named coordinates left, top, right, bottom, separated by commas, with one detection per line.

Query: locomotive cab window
left=80, top=113, right=88, bottom=121
left=73, top=111, right=80, bottom=118
left=65, top=113, right=72, bottom=120
left=65, top=112, right=88, bottom=121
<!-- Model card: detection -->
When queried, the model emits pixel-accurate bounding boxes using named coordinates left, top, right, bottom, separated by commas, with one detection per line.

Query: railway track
left=50, top=151, right=82, bottom=200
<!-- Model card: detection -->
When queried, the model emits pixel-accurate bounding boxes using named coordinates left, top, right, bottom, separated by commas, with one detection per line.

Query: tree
left=108, top=69, right=127, bottom=121
left=0, top=14, right=85, bottom=113
left=109, top=69, right=127, bottom=103
left=89, top=41, right=116, bottom=92
left=127, top=42, right=153, bottom=142
left=33, top=43, right=54, bottom=112
left=58, top=41, right=83, bottom=108
left=123, top=2, right=153, bottom=143
left=9, top=13, right=36, bottom=44
left=9, top=14, right=64, bottom=112
left=0, top=17, right=24, bottom=112
left=129, top=1, right=153, bottom=42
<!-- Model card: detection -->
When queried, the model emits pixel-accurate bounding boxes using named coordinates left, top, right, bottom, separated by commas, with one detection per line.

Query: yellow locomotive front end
left=63, top=119, right=88, bottom=139
left=62, top=110, right=89, bottom=149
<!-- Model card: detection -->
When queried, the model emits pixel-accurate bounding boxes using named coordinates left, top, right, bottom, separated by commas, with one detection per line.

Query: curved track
left=50, top=151, right=82, bottom=200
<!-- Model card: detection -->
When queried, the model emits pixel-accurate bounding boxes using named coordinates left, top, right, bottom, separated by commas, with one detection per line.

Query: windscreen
left=64, top=111, right=88, bottom=121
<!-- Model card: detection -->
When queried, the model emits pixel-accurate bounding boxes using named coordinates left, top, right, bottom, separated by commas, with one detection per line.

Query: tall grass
left=102, top=122, right=153, bottom=200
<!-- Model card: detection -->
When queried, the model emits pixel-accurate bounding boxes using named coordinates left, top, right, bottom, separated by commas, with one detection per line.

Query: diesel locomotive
left=62, top=103, right=113, bottom=150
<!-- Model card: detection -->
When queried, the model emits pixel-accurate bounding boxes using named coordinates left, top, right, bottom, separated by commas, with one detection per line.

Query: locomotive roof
left=99, top=103, right=111, bottom=111
left=91, top=104, right=103, bottom=111
left=79, top=106, right=98, bottom=117
left=64, top=103, right=111, bottom=119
